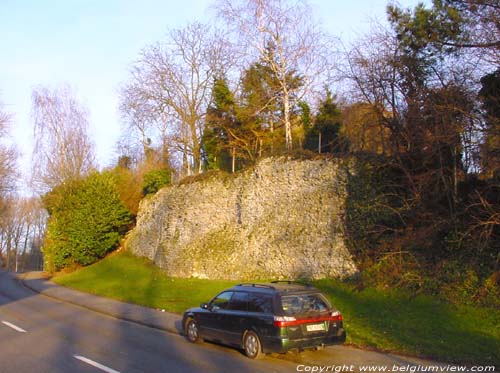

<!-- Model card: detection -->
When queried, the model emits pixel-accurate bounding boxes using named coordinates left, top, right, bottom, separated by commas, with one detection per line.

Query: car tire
left=185, top=318, right=202, bottom=344
left=243, top=330, right=263, bottom=359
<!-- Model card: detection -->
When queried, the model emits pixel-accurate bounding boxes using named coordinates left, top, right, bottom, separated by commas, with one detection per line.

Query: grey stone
left=126, top=157, right=358, bottom=280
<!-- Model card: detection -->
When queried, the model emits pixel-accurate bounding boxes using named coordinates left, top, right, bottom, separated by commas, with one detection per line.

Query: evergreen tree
left=202, top=78, right=240, bottom=172
left=305, top=91, right=346, bottom=153
left=42, top=172, right=133, bottom=272
left=239, top=60, right=281, bottom=157
left=240, top=48, right=304, bottom=156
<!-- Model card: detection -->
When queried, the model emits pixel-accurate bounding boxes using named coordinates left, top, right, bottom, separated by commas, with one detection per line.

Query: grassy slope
left=54, top=250, right=237, bottom=313
left=54, top=250, right=500, bottom=365
left=314, top=280, right=500, bottom=365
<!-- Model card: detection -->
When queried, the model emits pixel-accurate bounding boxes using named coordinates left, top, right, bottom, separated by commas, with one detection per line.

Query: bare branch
left=119, top=22, right=231, bottom=175
left=30, top=85, right=96, bottom=192
left=215, top=0, right=336, bottom=152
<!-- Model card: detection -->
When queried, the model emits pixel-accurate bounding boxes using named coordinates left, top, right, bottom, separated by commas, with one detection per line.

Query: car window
left=211, top=291, right=233, bottom=310
left=248, top=294, right=273, bottom=314
left=228, top=292, right=249, bottom=311
left=281, top=294, right=330, bottom=316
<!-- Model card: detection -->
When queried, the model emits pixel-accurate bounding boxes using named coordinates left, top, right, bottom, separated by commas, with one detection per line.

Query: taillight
left=273, top=316, right=297, bottom=327
left=330, top=311, right=343, bottom=322
left=273, top=312, right=343, bottom=327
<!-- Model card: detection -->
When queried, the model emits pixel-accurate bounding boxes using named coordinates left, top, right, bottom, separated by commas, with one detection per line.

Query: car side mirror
left=201, top=302, right=211, bottom=310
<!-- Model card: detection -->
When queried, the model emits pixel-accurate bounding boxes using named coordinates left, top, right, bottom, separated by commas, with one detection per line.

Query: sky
left=0, top=0, right=424, bottom=188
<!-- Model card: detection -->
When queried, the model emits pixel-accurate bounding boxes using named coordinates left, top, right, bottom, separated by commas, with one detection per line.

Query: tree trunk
left=283, top=96, right=292, bottom=153
left=232, top=147, right=236, bottom=173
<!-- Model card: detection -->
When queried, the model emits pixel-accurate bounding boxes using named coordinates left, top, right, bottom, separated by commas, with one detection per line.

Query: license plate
left=306, top=323, right=325, bottom=332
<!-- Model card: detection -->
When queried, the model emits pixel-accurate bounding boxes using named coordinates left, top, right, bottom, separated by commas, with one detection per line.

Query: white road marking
left=1, top=320, right=27, bottom=333
left=73, top=355, right=120, bottom=373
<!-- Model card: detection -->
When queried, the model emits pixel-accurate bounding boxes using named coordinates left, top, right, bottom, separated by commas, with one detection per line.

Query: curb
left=17, top=272, right=183, bottom=336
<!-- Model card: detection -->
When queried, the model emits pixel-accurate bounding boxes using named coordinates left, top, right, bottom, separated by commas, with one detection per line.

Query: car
left=182, top=281, right=346, bottom=359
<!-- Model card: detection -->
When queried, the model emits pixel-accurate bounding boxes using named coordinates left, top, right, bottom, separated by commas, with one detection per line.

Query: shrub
left=111, top=166, right=143, bottom=215
left=43, top=172, right=134, bottom=272
left=142, top=169, right=170, bottom=196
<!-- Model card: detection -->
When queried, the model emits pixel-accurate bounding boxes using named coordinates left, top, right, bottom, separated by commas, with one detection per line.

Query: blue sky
left=0, top=0, right=423, bottom=183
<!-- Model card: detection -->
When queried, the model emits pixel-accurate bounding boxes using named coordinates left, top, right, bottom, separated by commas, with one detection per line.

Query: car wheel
left=243, top=330, right=263, bottom=359
left=185, top=318, right=202, bottom=343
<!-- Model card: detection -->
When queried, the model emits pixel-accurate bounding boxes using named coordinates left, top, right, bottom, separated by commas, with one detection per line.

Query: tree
left=342, top=26, right=408, bottom=156
left=345, top=13, right=478, bottom=205
left=479, top=69, right=500, bottom=176
left=203, top=77, right=237, bottom=171
left=337, top=1, right=500, bottom=295
left=341, top=103, right=391, bottom=155
left=0, top=100, right=17, bottom=197
left=31, top=85, right=96, bottom=192
left=386, top=0, right=499, bottom=175
left=386, top=1, right=491, bottom=214
left=216, top=0, right=332, bottom=153
left=304, top=90, right=346, bottom=154
left=0, top=197, right=47, bottom=271
left=387, top=0, right=500, bottom=64
left=120, top=22, right=231, bottom=177
left=119, top=83, right=156, bottom=158
left=142, top=169, right=171, bottom=196
left=239, top=51, right=304, bottom=156
left=43, top=171, right=133, bottom=272
left=386, top=2, right=499, bottom=271
left=0, top=101, right=18, bottom=243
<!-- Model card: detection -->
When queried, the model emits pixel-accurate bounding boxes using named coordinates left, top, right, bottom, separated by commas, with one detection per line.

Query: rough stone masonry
left=126, top=157, right=358, bottom=280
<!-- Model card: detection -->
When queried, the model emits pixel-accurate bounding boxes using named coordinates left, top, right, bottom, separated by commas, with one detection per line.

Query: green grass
left=313, top=279, right=500, bottom=365
left=54, top=250, right=237, bottom=313
left=54, top=250, right=500, bottom=365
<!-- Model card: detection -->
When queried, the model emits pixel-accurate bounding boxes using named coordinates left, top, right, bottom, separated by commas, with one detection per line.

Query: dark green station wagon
left=182, top=281, right=346, bottom=359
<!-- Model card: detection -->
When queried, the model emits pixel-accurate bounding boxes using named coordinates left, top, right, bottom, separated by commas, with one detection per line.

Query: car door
left=197, top=291, right=233, bottom=340
left=247, top=293, right=274, bottom=338
left=221, top=291, right=250, bottom=346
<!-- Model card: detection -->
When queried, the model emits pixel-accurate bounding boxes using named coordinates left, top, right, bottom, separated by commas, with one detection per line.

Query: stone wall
left=126, top=157, right=358, bottom=280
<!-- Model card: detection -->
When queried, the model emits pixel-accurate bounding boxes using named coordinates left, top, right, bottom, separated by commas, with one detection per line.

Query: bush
left=142, top=169, right=170, bottom=196
left=436, top=261, right=500, bottom=307
left=344, top=156, right=409, bottom=260
left=43, top=172, right=134, bottom=272
left=343, top=155, right=499, bottom=307
left=111, top=166, right=143, bottom=215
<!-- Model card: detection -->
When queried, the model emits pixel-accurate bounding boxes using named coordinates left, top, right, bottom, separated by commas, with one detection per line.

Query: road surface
left=1, top=271, right=467, bottom=372
left=0, top=271, right=297, bottom=372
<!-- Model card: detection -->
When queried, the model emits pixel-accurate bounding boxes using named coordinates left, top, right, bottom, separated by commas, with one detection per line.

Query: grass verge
left=54, top=250, right=237, bottom=313
left=54, top=250, right=500, bottom=365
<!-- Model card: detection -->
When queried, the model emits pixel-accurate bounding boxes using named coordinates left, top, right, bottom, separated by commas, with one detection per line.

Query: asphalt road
left=1, top=271, right=471, bottom=373
left=0, top=271, right=297, bottom=373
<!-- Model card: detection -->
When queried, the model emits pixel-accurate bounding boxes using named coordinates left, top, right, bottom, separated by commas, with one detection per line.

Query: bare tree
left=0, top=196, right=47, bottom=271
left=120, top=22, right=231, bottom=176
left=0, top=100, right=18, bottom=221
left=216, top=0, right=333, bottom=152
left=119, top=81, right=156, bottom=155
left=31, top=85, right=96, bottom=191
left=341, top=25, right=407, bottom=152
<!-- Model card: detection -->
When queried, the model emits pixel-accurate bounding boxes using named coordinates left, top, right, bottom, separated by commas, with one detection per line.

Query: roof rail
left=236, top=283, right=276, bottom=290
left=270, top=280, right=313, bottom=288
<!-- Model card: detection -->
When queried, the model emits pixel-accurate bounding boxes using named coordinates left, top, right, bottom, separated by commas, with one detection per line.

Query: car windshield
left=281, top=293, right=331, bottom=316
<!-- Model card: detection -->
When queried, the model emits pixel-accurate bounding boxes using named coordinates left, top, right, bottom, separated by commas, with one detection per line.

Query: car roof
left=230, top=281, right=320, bottom=295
